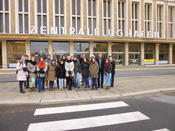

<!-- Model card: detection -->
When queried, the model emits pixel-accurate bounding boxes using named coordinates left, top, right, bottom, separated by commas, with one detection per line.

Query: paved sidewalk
left=0, top=75, right=175, bottom=105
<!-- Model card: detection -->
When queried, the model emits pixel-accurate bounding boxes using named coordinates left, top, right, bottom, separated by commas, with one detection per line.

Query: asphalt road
left=0, top=92, right=175, bottom=131
left=1, top=69, right=175, bottom=82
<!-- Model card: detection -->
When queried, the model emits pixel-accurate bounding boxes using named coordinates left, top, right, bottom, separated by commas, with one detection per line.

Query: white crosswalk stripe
left=27, top=101, right=168, bottom=131
left=153, top=128, right=170, bottom=131
left=28, top=111, right=150, bottom=131
left=34, top=101, right=129, bottom=116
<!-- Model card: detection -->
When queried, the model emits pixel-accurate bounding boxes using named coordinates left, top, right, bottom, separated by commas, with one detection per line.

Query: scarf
left=38, top=61, right=46, bottom=69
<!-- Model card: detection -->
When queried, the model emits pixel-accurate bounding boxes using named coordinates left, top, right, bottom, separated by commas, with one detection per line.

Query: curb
left=0, top=88, right=175, bottom=105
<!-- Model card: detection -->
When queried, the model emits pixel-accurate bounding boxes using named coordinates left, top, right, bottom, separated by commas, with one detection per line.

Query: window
left=93, top=42, right=108, bottom=57
left=144, top=3, right=152, bottom=37
left=53, top=42, right=69, bottom=59
left=87, top=0, right=96, bottom=35
left=103, top=0, right=111, bottom=36
left=157, top=5, right=163, bottom=38
left=18, top=0, right=29, bottom=33
left=159, top=44, right=168, bottom=62
left=74, top=42, right=89, bottom=58
left=168, top=6, right=175, bottom=38
left=132, top=2, right=139, bottom=36
left=118, top=1, right=125, bottom=35
left=7, top=41, right=26, bottom=68
left=54, top=0, right=65, bottom=34
left=0, top=0, right=10, bottom=33
left=71, top=0, right=81, bottom=34
left=37, top=0, right=47, bottom=34
left=30, top=41, right=48, bottom=57
left=112, top=43, right=125, bottom=65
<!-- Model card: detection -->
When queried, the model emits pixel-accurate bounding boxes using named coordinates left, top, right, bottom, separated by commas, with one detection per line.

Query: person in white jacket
left=16, top=56, right=28, bottom=93
left=65, top=56, right=74, bottom=90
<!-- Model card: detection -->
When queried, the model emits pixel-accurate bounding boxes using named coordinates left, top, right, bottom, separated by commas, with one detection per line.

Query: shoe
left=20, top=91, right=25, bottom=93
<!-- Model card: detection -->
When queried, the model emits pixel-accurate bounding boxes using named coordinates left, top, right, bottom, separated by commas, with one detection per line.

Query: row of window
left=3, top=41, right=169, bottom=66
left=0, top=0, right=175, bottom=38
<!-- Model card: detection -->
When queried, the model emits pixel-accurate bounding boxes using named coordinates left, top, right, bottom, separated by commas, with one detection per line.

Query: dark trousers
left=111, top=73, right=115, bottom=87
left=19, top=81, right=25, bottom=92
left=25, top=76, right=29, bottom=88
left=91, top=78, right=97, bottom=89
left=66, top=77, right=72, bottom=90
left=49, top=81, right=54, bottom=88
left=38, top=77, right=45, bottom=92
left=98, top=71, right=104, bottom=88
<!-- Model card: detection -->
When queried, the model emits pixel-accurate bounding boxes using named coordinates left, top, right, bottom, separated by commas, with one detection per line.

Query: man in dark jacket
left=109, top=56, right=116, bottom=87
left=73, top=56, right=81, bottom=88
left=96, top=53, right=105, bottom=88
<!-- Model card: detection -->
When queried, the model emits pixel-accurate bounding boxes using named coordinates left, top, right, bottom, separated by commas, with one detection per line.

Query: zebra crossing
left=27, top=101, right=170, bottom=131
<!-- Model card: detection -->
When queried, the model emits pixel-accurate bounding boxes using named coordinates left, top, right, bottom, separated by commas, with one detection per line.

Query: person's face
left=92, top=58, right=95, bottom=62
left=83, top=58, right=87, bottom=62
left=109, top=57, right=112, bottom=61
left=67, top=56, right=71, bottom=60
left=105, top=59, right=109, bottom=63
left=31, top=57, right=35, bottom=61
left=60, top=61, right=64, bottom=64
left=47, top=55, right=51, bottom=59
left=98, top=54, right=102, bottom=58
left=25, top=56, right=29, bottom=60
left=40, top=58, right=44, bottom=61
left=62, top=56, right=65, bottom=59
left=74, top=57, right=77, bottom=61
left=52, top=61, right=55, bottom=64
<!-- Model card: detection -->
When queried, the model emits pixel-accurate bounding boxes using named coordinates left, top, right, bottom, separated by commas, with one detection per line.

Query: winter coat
left=104, top=62, right=112, bottom=74
left=65, top=60, right=74, bottom=77
left=37, top=61, right=47, bottom=78
left=47, top=64, right=56, bottom=81
left=16, top=62, right=28, bottom=81
left=81, top=62, right=89, bottom=78
left=89, top=62, right=99, bottom=78
left=74, top=60, right=81, bottom=73
left=96, top=58, right=105, bottom=72
left=111, top=60, right=116, bottom=75
left=56, top=64, right=66, bottom=78
left=27, top=61, right=37, bottom=78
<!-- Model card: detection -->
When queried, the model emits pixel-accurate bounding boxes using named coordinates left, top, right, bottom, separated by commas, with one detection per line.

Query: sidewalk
left=0, top=74, right=175, bottom=105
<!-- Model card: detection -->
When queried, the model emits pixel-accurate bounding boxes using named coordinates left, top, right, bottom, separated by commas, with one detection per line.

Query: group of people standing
left=16, top=53, right=116, bottom=93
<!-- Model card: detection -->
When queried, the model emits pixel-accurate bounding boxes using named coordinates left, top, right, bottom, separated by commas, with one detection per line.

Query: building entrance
left=112, top=53, right=124, bottom=65
left=129, top=53, right=140, bottom=65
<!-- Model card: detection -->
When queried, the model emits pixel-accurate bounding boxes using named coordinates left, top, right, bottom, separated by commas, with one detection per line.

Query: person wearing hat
left=47, top=59, right=57, bottom=90
left=16, top=56, right=28, bottom=93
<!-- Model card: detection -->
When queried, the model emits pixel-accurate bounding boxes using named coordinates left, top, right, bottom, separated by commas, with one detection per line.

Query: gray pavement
left=0, top=73, right=175, bottom=104
left=0, top=92, right=175, bottom=131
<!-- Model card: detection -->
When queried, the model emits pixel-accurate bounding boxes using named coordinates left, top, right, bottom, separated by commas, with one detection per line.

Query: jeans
left=91, top=78, right=97, bottom=87
left=105, top=73, right=112, bottom=87
left=49, top=81, right=54, bottom=88
left=58, top=79, right=64, bottom=89
left=38, top=77, right=45, bottom=92
left=74, top=72, right=81, bottom=87
left=29, top=77, right=36, bottom=88
left=83, top=77, right=89, bottom=87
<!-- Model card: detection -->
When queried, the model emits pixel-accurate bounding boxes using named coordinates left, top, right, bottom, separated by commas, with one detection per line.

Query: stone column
left=2, top=40, right=8, bottom=68
left=108, top=42, right=112, bottom=57
left=10, top=0, right=15, bottom=33
left=125, top=42, right=129, bottom=65
left=140, top=43, right=145, bottom=65
left=25, top=40, right=31, bottom=57
left=89, top=41, right=93, bottom=57
left=69, top=41, right=74, bottom=56
left=169, top=43, right=173, bottom=64
left=155, top=43, right=159, bottom=65
left=48, top=40, right=53, bottom=58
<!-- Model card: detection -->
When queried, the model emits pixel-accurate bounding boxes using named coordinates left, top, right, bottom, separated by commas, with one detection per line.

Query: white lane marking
left=34, top=101, right=129, bottom=116
left=28, top=111, right=150, bottom=131
left=153, top=128, right=170, bottom=131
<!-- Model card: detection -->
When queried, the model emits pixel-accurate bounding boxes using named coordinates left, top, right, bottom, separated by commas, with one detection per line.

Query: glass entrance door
left=129, top=53, right=140, bottom=65
left=0, top=42, right=2, bottom=68
left=112, top=53, right=124, bottom=65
